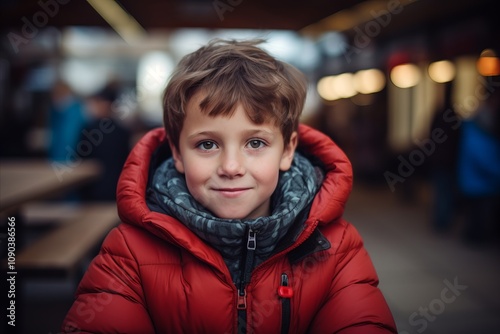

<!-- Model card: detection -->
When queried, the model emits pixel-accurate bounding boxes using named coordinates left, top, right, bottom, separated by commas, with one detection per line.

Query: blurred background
left=1, top=0, right=499, bottom=333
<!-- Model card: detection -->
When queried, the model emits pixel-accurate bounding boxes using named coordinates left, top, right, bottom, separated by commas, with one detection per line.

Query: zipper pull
left=278, top=273, right=293, bottom=298
left=237, top=288, right=247, bottom=309
left=247, top=229, right=256, bottom=250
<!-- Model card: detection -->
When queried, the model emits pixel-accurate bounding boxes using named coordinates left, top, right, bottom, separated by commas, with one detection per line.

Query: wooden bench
left=15, top=202, right=120, bottom=278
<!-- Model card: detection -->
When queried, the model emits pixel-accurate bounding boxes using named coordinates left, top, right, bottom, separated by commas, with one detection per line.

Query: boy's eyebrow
left=187, top=129, right=276, bottom=140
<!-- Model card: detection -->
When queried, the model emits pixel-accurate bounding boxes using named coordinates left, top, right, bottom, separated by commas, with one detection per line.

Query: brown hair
left=162, top=39, right=307, bottom=149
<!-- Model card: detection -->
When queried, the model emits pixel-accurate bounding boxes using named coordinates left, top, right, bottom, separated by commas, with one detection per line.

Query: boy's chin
left=213, top=211, right=249, bottom=220
left=211, top=208, right=264, bottom=220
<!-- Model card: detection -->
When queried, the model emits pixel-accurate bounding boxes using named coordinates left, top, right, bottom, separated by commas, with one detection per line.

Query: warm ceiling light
left=390, top=63, right=421, bottom=88
left=333, top=73, right=357, bottom=98
left=317, top=76, right=339, bottom=101
left=301, top=0, right=418, bottom=36
left=428, top=60, right=456, bottom=83
left=477, top=49, right=500, bottom=76
left=86, top=0, right=146, bottom=44
left=353, top=68, right=386, bottom=94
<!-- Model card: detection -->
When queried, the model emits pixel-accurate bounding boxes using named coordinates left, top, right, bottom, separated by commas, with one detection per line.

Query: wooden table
left=0, top=159, right=102, bottom=216
left=0, top=158, right=120, bottom=279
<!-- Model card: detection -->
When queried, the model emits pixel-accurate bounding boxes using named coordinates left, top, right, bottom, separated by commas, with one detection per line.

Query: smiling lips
left=214, top=188, right=251, bottom=198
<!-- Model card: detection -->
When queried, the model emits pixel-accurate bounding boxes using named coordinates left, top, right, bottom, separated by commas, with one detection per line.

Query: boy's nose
left=217, top=150, right=245, bottom=178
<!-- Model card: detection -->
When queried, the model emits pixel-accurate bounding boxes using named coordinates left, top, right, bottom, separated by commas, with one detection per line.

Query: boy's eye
left=197, top=141, right=218, bottom=151
left=247, top=139, right=265, bottom=149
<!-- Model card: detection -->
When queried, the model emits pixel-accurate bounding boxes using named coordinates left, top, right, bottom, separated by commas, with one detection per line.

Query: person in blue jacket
left=457, top=78, right=500, bottom=245
left=48, top=80, right=87, bottom=162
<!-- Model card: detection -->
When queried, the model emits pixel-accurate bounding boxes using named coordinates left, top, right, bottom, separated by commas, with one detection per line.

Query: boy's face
left=170, top=91, right=297, bottom=220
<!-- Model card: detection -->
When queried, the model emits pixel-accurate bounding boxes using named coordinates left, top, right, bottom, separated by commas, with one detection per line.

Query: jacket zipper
left=279, top=273, right=293, bottom=334
left=235, top=220, right=318, bottom=333
left=237, top=228, right=257, bottom=334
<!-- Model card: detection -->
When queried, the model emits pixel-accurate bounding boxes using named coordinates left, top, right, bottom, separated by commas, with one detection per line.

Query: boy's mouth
left=214, top=188, right=251, bottom=198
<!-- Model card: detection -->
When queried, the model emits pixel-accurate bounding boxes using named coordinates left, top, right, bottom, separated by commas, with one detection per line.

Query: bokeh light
left=428, top=60, right=456, bottom=83
left=390, top=63, right=421, bottom=88
left=353, top=69, right=386, bottom=94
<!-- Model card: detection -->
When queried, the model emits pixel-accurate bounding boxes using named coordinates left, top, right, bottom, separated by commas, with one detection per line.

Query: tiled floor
left=16, top=181, right=500, bottom=333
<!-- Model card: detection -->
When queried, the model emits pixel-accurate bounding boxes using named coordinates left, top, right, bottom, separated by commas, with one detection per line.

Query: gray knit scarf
left=147, top=152, right=322, bottom=284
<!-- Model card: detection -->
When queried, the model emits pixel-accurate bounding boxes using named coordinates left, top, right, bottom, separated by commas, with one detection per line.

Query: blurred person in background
left=79, top=83, right=132, bottom=202
left=457, top=77, right=500, bottom=246
left=48, top=80, right=86, bottom=162
left=427, top=81, right=461, bottom=235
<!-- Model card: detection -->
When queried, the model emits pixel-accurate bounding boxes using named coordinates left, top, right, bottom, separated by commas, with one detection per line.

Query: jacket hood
left=296, top=124, right=353, bottom=224
left=116, top=124, right=352, bottom=257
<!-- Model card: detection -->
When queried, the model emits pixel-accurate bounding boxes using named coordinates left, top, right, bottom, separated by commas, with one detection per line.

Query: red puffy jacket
left=62, top=124, right=397, bottom=333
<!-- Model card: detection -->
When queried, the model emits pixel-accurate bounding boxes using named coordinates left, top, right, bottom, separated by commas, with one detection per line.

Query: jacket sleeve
left=308, top=223, right=397, bottom=333
left=61, top=226, right=155, bottom=334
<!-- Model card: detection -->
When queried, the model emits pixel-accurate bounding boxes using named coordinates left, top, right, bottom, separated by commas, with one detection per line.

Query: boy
left=62, top=39, right=397, bottom=333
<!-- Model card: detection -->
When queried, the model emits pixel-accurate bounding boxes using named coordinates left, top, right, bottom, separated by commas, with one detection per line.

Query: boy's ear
left=280, top=131, right=298, bottom=171
left=168, top=141, right=185, bottom=174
